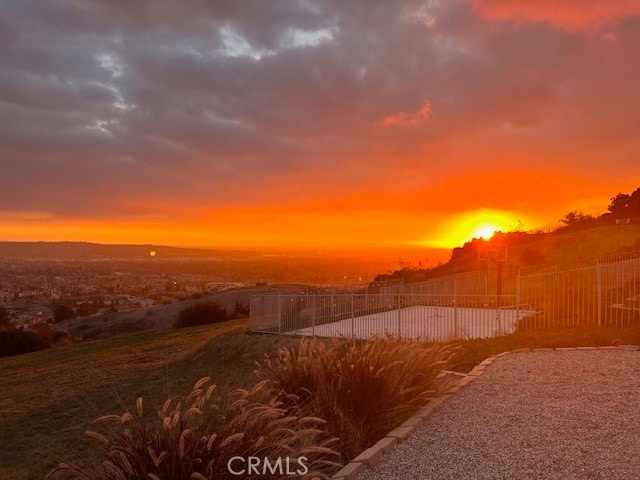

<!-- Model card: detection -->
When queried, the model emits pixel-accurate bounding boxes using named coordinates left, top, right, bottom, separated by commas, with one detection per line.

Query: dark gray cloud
left=0, top=0, right=639, bottom=220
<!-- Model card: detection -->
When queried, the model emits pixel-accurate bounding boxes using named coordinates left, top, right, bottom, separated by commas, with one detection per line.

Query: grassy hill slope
left=379, top=225, right=640, bottom=284
left=59, top=284, right=309, bottom=340
left=514, top=225, right=640, bottom=266
left=0, top=319, right=302, bottom=480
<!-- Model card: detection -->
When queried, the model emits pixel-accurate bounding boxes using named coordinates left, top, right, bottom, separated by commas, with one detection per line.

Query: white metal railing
left=249, top=293, right=532, bottom=341
left=250, top=251, right=640, bottom=338
left=378, top=269, right=520, bottom=296
left=518, top=250, right=640, bottom=276
left=518, top=255, right=640, bottom=328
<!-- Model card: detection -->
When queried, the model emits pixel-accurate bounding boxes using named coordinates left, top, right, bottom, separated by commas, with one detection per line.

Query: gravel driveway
left=360, top=349, right=640, bottom=480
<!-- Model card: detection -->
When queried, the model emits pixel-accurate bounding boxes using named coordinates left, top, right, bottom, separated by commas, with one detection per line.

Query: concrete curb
left=331, top=344, right=640, bottom=480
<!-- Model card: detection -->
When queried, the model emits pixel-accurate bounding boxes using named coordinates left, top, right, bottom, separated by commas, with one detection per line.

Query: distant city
left=0, top=242, right=433, bottom=328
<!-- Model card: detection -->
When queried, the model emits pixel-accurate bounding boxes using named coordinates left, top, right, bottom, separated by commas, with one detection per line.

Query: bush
left=0, top=305, right=13, bottom=330
left=520, top=247, right=547, bottom=266
left=47, top=377, right=340, bottom=480
left=259, top=336, right=453, bottom=458
left=233, top=301, right=250, bottom=318
left=75, top=303, right=98, bottom=317
left=0, top=324, right=74, bottom=357
left=281, top=301, right=305, bottom=330
left=174, top=302, right=231, bottom=328
left=0, top=329, right=49, bottom=357
left=53, top=304, right=76, bottom=323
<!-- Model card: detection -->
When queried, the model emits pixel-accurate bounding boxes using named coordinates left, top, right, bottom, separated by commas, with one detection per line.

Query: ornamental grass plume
left=47, top=377, right=340, bottom=480
left=259, top=336, right=454, bottom=458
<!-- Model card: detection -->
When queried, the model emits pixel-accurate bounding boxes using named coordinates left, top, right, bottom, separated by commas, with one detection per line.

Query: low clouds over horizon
left=1, top=0, right=639, bottom=246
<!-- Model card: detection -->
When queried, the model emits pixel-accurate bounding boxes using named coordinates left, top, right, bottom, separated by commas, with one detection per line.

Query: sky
left=1, top=0, right=639, bottom=251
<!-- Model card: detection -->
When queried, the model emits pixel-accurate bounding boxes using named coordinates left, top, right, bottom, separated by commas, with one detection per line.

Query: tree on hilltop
left=609, top=187, right=640, bottom=219
left=559, top=211, right=596, bottom=228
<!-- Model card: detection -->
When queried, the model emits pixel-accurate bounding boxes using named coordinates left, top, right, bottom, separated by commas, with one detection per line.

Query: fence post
left=331, top=291, right=334, bottom=318
left=516, top=271, right=521, bottom=330
left=597, top=262, right=603, bottom=325
left=351, top=294, right=355, bottom=337
left=312, top=295, right=315, bottom=336
left=453, top=294, right=459, bottom=339
left=277, top=295, right=282, bottom=334
left=397, top=293, right=401, bottom=336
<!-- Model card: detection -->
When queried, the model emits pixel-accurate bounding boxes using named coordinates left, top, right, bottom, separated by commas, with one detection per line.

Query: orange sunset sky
left=1, top=1, right=639, bottom=250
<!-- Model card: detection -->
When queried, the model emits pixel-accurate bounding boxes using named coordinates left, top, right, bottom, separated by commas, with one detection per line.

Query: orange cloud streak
left=383, top=100, right=433, bottom=126
left=468, top=0, right=640, bottom=30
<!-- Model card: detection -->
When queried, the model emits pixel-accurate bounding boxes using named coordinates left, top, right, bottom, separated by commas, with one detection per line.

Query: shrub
left=520, top=248, right=547, bottom=266
left=233, top=301, right=250, bottom=318
left=0, top=324, right=74, bottom=357
left=0, top=329, right=49, bottom=357
left=30, top=322, right=56, bottom=345
left=47, top=377, right=340, bottom=480
left=174, top=302, right=230, bottom=328
left=259, top=336, right=453, bottom=458
left=0, top=305, right=13, bottom=330
left=75, top=303, right=98, bottom=317
left=53, top=304, right=76, bottom=323
left=281, top=300, right=306, bottom=330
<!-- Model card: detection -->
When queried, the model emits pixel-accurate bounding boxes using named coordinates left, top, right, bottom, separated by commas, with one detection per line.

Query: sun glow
left=421, top=209, right=526, bottom=249
left=470, top=223, right=501, bottom=240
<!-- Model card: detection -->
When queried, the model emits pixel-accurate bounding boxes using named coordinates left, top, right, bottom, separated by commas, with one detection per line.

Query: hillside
left=0, top=320, right=299, bottom=479
left=58, top=284, right=309, bottom=339
left=376, top=225, right=640, bottom=284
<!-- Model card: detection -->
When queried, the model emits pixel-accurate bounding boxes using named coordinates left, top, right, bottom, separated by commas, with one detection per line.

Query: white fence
left=518, top=255, right=640, bottom=328
left=378, top=270, right=516, bottom=296
left=250, top=251, right=640, bottom=339
left=249, top=293, right=532, bottom=341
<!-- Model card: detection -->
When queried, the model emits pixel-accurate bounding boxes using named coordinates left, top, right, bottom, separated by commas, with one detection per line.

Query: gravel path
left=360, top=350, right=640, bottom=480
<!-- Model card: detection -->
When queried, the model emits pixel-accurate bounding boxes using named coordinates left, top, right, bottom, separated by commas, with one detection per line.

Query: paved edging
left=330, top=344, right=640, bottom=480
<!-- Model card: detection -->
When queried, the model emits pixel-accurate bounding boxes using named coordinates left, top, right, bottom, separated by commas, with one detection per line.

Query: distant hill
left=0, top=241, right=228, bottom=259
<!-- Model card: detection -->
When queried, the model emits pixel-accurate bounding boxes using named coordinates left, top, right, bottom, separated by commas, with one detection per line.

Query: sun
left=421, top=209, right=526, bottom=249
left=470, top=223, right=501, bottom=241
